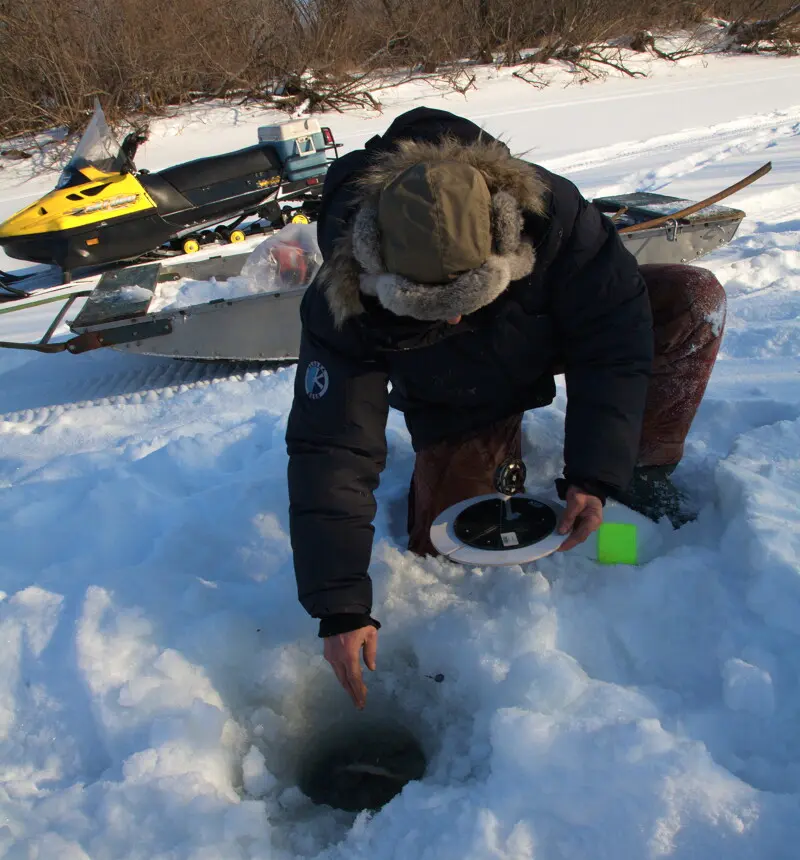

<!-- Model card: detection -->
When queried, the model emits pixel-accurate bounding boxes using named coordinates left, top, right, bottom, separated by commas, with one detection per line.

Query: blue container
left=258, top=120, right=328, bottom=182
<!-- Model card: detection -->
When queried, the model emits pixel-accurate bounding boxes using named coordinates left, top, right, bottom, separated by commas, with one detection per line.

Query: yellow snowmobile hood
left=0, top=169, right=156, bottom=239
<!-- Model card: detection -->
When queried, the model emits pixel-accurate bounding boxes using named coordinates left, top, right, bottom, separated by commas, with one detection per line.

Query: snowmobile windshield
left=56, top=102, right=126, bottom=189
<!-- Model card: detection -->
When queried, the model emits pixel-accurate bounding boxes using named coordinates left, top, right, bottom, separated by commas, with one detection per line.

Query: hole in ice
left=237, top=643, right=472, bottom=841
left=297, top=718, right=427, bottom=812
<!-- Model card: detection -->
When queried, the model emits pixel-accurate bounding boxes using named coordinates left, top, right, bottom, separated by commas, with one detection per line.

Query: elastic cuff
left=318, top=613, right=381, bottom=638
left=555, top=477, right=608, bottom=505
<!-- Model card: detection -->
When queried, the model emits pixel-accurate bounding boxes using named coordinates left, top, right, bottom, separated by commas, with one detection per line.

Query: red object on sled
left=270, top=241, right=308, bottom=287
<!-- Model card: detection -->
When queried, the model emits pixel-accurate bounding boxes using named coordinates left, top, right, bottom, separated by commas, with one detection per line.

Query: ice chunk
left=242, top=745, right=277, bottom=798
left=722, top=658, right=775, bottom=717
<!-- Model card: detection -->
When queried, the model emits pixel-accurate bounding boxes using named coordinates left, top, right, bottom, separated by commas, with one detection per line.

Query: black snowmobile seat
left=138, top=172, right=193, bottom=216
left=157, top=144, right=282, bottom=194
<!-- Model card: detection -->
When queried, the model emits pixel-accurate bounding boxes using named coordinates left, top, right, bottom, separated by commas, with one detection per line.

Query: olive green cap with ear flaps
left=377, top=161, right=493, bottom=284
left=321, top=137, right=548, bottom=326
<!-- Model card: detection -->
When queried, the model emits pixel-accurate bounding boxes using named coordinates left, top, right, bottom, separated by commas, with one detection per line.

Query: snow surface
left=1, top=49, right=800, bottom=859
left=146, top=274, right=257, bottom=313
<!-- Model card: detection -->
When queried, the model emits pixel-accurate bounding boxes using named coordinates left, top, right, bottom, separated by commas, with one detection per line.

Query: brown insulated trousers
left=407, top=263, right=727, bottom=556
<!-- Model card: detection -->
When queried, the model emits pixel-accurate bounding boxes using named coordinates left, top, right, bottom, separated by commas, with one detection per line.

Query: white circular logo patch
left=304, top=361, right=329, bottom=399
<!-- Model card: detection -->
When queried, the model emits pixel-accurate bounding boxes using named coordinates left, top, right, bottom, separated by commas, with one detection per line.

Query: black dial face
left=453, top=497, right=557, bottom=551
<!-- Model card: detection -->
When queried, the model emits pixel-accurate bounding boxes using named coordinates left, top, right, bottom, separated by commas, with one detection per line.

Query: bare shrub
left=727, top=2, right=800, bottom=52
left=0, top=0, right=297, bottom=137
left=0, top=0, right=796, bottom=141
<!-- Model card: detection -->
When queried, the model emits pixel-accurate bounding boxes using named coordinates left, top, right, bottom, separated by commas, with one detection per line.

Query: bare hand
left=323, top=625, right=378, bottom=709
left=557, top=486, right=603, bottom=552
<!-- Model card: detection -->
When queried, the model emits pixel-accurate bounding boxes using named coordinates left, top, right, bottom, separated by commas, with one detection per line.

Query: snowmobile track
left=0, top=356, right=291, bottom=422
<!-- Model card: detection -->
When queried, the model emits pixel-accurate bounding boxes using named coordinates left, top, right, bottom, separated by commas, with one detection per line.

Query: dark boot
left=612, top=464, right=696, bottom=528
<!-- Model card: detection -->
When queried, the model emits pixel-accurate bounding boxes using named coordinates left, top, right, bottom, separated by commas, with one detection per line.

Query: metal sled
left=595, top=193, right=746, bottom=265
left=64, top=252, right=303, bottom=361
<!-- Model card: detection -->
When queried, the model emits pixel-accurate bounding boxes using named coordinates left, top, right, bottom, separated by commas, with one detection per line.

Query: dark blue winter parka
left=286, top=108, right=653, bottom=630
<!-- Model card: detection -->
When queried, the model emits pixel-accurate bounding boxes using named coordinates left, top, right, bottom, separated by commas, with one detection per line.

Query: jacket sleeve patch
left=304, top=361, right=330, bottom=399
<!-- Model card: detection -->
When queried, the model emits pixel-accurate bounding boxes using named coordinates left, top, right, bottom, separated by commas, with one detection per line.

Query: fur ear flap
left=506, top=241, right=535, bottom=281
left=320, top=227, right=366, bottom=328
left=351, top=206, right=384, bottom=275
left=370, top=242, right=535, bottom=322
left=492, top=191, right=524, bottom=256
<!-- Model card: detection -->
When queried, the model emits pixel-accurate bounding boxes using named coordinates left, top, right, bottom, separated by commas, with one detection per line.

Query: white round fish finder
left=429, top=459, right=565, bottom=565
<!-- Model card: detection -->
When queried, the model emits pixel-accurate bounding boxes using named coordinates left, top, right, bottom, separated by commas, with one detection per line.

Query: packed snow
left=1, top=48, right=800, bottom=859
left=147, top=224, right=323, bottom=314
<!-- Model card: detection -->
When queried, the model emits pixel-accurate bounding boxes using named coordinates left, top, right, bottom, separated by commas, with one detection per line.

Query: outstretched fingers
left=331, top=659, right=365, bottom=709
left=559, top=507, right=602, bottom=552
left=557, top=488, right=604, bottom=552
left=324, top=626, right=378, bottom=710
left=363, top=629, right=378, bottom=672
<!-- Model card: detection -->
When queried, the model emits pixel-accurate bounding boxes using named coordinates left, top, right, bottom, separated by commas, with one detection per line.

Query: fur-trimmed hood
left=320, top=136, right=549, bottom=327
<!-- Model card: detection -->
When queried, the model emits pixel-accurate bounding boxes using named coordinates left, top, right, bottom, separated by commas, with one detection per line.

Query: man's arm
left=549, top=178, right=654, bottom=496
left=286, top=285, right=390, bottom=633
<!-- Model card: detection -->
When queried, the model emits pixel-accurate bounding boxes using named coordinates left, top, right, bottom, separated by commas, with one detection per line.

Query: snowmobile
left=0, top=100, right=337, bottom=287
